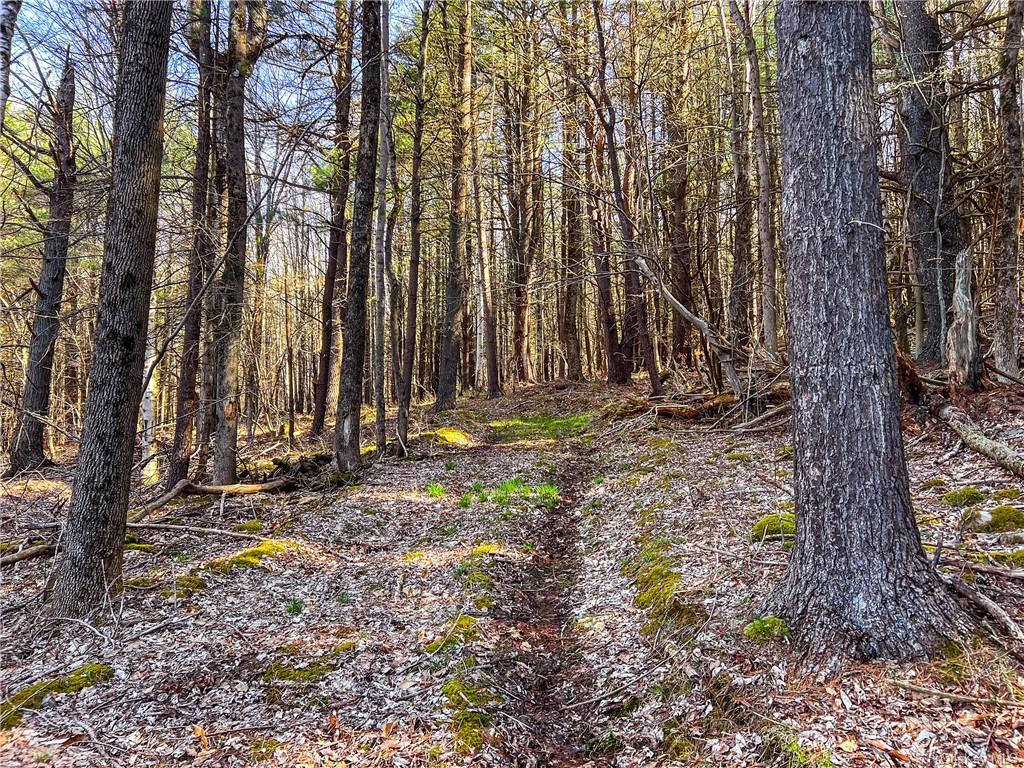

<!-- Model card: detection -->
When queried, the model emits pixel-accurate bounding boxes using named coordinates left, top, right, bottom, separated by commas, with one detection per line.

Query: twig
left=890, top=679, right=1024, bottom=708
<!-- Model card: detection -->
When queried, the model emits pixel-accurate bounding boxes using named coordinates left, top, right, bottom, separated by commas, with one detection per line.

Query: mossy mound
left=442, top=677, right=499, bottom=753
left=263, top=659, right=333, bottom=684
left=742, top=616, right=791, bottom=642
left=995, top=488, right=1022, bottom=501
left=1, top=663, right=113, bottom=729
left=488, top=413, right=591, bottom=442
left=207, top=539, right=297, bottom=574
left=972, top=505, right=1024, bottom=533
left=435, top=426, right=474, bottom=446
left=920, top=477, right=947, bottom=491
left=942, top=486, right=987, bottom=507
left=751, top=513, right=796, bottom=543
left=160, top=574, right=207, bottom=599
left=231, top=519, right=264, bottom=533
left=725, top=451, right=755, bottom=462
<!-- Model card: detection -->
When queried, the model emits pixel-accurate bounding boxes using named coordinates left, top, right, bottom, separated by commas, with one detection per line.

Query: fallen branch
left=0, top=543, right=53, bottom=567
left=130, top=477, right=296, bottom=523
left=890, top=679, right=1024, bottom=708
left=938, top=405, right=1024, bottom=479
left=940, top=573, right=1024, bottom=643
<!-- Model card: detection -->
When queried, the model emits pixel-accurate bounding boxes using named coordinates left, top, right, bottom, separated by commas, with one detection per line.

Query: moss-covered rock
left=942, top=486, right=987, bottom=507
left=742, top=616, right=791, bottom=642
left=0, top=663, right=113, bottom=729
left=207, top=539, right=297, bottom=574
left=751, top=513, right=796, bottom=543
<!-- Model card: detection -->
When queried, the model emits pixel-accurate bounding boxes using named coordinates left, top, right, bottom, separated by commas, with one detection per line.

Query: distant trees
left=50, top=0, right=172, bottom=617
left=0, top=0, right=21, bottom=126
left=772, top=0, right=964, bottom=662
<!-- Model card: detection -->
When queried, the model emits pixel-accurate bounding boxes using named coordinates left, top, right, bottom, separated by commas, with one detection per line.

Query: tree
left=210, top=0, right=268, bottom=485
left=50, top=0, right=172, bottom=618
left=311, top=0, right=355, bottom=437
left=771, top=0, right=964, bottom=662
left=0, top=0, right=21, bottom=127
left=7, top=55, right=76, bottom=474
left=334, top=0, right=381, bottom=472
left=166, top=0, right=213, bottom=488
left=397, top=0, right=432, bottom=449
left=994, top=1, right=1023, bottom=380
left=434, top=0, right=472, bottom=411
left=895, top=0, right=965, bottom=364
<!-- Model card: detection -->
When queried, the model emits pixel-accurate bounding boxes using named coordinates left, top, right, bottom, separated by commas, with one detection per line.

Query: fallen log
left=938, top=405, right=1024, bottom=479
left=130, top=476, right=296, bottom=523
left=0, top=543, right=53, bottom=567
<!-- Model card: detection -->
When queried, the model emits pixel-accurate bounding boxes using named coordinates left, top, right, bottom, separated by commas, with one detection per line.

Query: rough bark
left=895, top=0, right=965, bottom=364
left=434, top=0, right=471, bottom=411
left=8, top=55, right=76, bottom=474
left=50, top=0, right=172, bottom=618
left=210, top=0, right=267, bottom=485
left=333, top=0, right=381, bottom=471
left=561, top=60, right=584, bottom=382
left=0, top=0, right=21, bottom=127
left=945, top=248, right=983, bottom=393
left=166, top=0, right=213, bottom=488
left=994, top=2, right=1023, bottom=379
left=772, top=0, right=965, bottom=664
left=373, top=0, right=391, bottom=445
left=311, top=0, right=355, bottom=436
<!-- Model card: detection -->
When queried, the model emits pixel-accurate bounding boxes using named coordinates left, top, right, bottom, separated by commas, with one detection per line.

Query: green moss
left=984, top=549, right=1024, bottom=567
left=937, top=639, right=967, bottom=685
left=662, top=717, right=698, bottom=760
left=263, top=659, right=332, bottom=684
left=123, top=574, right=160, bottom=589
left=442, top=678, right=499, bottom=753
left=207, top=539, right=296, bottom=574
left=623, top=537, right=708, bottom=636
left=249, top=738, right=280, bottom=761
left=726, top=452, right=754, bottom=462
left=426, top=615, right=480, bottom=654
left=232, top=519, right=264, bottom=533
left=0, top=663, right=113, bottom=729
left=404, top=550, right=427, bottom=563
left=435, top=426, right=473, bottom=446
left=751, top=513, right=796, bottom=543
left=458, top=493, right=473, bottom=509
left=760, top=727, right=832, bottom=767
left=160, top=574, right=207, bottom=599
left=124, top=542, right=156, bottom=553
left=775, top=445, right=794, bottom=460
left=470, top=542, right=501, bottom=557
left=976, top=505, right=1024, bottom=533
left=743, top=616, right=791, bottom=642
left=488, top=412, right=592, bottom=442
left=942, top=486, right=987, bottom=507
left=921, top=477, right=947, bottom=490
left=995, top=488, right=1022, bottom=501
left=426, top=482, right=446, bottom=499
left=332, top=639, right=359, bottom=655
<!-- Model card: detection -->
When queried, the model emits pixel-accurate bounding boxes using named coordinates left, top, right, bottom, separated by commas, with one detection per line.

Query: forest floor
left=2, top=383, right=1024, bottom=767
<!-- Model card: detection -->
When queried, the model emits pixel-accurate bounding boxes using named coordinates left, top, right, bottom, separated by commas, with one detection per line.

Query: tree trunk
left=434, top=0, right=472, bottom=411
left=729, top=0, right=779, bottom=361
left=561, top=54, right=584, bottom=382
left=895, top=0, right=965, bottom=364
left=8, top=55, right=76, bottom=474
left=166, top=0, right=212, bottom=488
left=397, top=0, right=431, bottom=450
left=994, top=1, right=1023, bottom=380
left=472, top=96, right=501, bottom=398
left=50, top=0, right=172, bottom=618
left=373, top=0, right=390, bottom=447
left=0, top=0, right=21, bottom=127
left=311, top=0, right=355, bottom=436
left=210, top=0, right=267, bottom=485
left=772, top=0, right=964, bottom=664
left=334, top=0, right=381, bottom=471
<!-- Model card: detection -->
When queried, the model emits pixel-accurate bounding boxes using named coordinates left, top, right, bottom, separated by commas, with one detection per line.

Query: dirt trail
left=486, top=435, right=598, bottom=767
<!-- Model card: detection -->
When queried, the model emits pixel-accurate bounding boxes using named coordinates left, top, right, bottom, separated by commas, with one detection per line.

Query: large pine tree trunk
left=772, top=0, right=965, bottom=664
left=434, top=0, right=472, bottom=411
left=311, top=0, right=354, bottom=436
left=166, top=0, right=213, bottom=488
left=994, top=2, right=1023, bottom=379
left=334, top=0, right=381, bottom=471
left=373, top=0, right=391, bottom=444
left=50, top=0, right=172, bottom=618
left=8, top=56, right=76, bottom=474
left=895, top=0, right=965, bottom=364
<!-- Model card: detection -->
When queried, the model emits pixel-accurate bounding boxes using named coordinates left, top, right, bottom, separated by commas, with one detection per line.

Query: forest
left=2, top=0, right=1024, bottom=765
